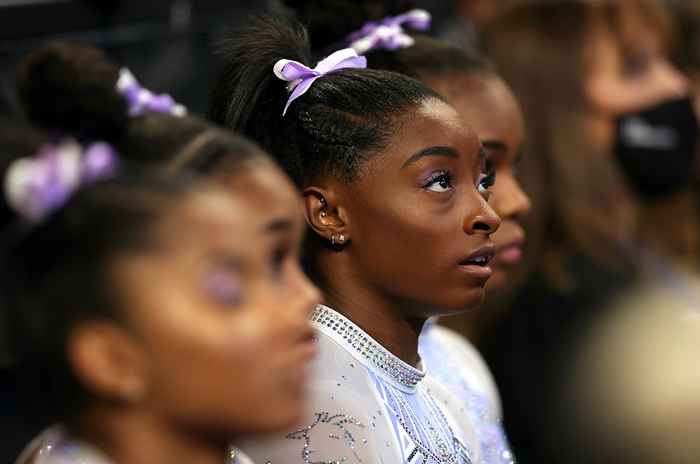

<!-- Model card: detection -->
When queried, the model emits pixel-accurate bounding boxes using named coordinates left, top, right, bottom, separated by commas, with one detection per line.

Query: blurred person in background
left=560, top=2, right=700, bottom=463
left=7, top=41, right=321, bottom=463
left=477, top=1, right=694, bottom=462
left=3, top=133, right=317, bottom=464
left=564, top=277, right=700, bottom=464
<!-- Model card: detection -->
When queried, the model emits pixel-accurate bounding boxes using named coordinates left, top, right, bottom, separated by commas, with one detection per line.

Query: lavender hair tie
left=116, top=68, right=187, bottom=117
left=273, top=48, right=367, bottom=116
left=4, top=139, right=119, bottom=221
left=347, top=9, right=432, bottom=54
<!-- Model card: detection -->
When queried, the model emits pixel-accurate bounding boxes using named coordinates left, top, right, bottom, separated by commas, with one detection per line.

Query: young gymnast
left=210, top=15, right=500, bottom=464
left=10, top=41, right=320, bottom=464
left=282, top=4, right=530, bottom=463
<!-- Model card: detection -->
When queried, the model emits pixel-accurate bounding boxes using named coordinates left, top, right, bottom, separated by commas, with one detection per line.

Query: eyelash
left=478, top=158, right=496, bottom=198
left=424, top=170, right=453, bottom=193
left=478, top=172, right=496, bottom=196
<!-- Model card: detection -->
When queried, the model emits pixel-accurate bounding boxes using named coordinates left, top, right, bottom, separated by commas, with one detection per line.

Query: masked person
left=478, top=1, right=696, bottom=463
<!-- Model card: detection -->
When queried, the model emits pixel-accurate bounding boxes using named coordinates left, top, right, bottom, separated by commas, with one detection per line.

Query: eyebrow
left=401, top=146, right=459, bottom=169
left=263, top=217, right=295, bottom=234
left=208, top=250, right=246, bottom=270
left=482, top=140, right=509, bottom=153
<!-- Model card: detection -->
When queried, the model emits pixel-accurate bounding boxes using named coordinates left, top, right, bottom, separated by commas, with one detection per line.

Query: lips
left=456, top=244, right=496, bottom=283
left=459, top=244, right=496, bottom=267
left=495, top=236, right=525, bottom=266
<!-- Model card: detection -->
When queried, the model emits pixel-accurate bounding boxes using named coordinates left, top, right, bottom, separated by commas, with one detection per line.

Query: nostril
left=473, top=221, right=492, bottom=232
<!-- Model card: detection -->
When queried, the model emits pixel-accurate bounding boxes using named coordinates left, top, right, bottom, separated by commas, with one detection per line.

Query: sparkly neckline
left=311, top=305, right=426, bottom=390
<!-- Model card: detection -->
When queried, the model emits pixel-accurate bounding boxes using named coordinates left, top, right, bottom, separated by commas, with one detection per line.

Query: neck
left=639, top=189, right=700, bottom=266
left=316, top=252, right=426, bottom=367
left=75, top=405, right=228, bottom=464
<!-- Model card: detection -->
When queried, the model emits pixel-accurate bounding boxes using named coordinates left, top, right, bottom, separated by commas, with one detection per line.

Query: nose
left=492, top=172, right=532, bottom=220
left=464, top=193, right=501, bottom=235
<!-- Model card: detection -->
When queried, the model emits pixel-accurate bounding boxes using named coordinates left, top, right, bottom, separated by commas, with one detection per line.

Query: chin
left=434, top=287, right=486, bottom=316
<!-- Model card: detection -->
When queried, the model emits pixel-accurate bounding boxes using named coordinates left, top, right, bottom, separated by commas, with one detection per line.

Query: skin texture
left=306, top=98, right=500, bottom=365
left=68, top=164, right=320, bottom=464
left=426, top=73, right=531, bottom=293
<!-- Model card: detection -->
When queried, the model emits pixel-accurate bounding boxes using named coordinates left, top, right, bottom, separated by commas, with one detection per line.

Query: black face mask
left=613, top=96, right=699, bottom=199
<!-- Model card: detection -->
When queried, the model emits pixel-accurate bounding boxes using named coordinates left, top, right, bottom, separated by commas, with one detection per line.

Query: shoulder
left=420, top=323, right=502, bottom=417
left=15, top=427, right=65, bottom=464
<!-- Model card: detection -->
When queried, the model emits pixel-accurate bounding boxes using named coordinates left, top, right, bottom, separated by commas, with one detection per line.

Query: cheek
left=352, top=195, right=453, bottom=270
left=141, top=305, right=303, bottom=433
left=348, top=193, right=486, bottom=312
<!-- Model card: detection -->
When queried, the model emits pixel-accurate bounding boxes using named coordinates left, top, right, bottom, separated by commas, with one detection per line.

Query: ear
left=303, top=185, right=351, bottom=245
left=68, top=321, right=149, bottom=404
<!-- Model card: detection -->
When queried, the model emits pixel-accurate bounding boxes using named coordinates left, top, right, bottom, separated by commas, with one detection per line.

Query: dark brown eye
left=424, top=171, right=453, bottom=193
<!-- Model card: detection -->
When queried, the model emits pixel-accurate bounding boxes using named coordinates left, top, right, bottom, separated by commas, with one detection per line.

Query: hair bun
left=17, top=41, right=129, bottom=143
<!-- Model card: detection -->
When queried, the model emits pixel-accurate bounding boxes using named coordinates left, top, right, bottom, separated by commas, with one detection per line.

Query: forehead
left=382, top=98, right=473, bottom=159
left=166, top=189, right=261, bottom=252
left=222, top=158, right=301, bottom=226
left=433, top=76, right=524, bottom=147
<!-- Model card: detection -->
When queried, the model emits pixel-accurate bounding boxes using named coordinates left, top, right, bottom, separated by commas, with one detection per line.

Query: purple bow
left=347, top=9, right=432, bottom=54
left=273, top=48, right=367, bottom=116
left=4, top=139, right=119, bottom=221
left=116, top=68, right=187, bottom=117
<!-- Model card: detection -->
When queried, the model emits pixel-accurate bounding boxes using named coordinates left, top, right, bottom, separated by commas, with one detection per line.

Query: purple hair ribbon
left=4, top=139, right=119, bottom=221
left=116, top=68, right=187, bottom=117
left=347, top=9, right=432, bottom=54
left=273, top=48, right=367, bottom=116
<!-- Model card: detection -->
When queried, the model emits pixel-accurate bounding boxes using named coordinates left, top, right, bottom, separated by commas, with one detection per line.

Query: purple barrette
left=347, top=9, right=431, bottom=54
left=116, top=68, right=187, bottom=117
left=273, top=48, right=367, bottom=116
left=4, top=139, right=119, bottom=221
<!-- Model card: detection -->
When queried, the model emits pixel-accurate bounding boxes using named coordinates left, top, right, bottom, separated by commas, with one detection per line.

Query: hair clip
left=347, top=9, right=432, bottom=54
left=273, top=48, right=367, bottom=116
left=5, top=139, right=119, bottom=221
left=116, top=68, right=187, bottom=117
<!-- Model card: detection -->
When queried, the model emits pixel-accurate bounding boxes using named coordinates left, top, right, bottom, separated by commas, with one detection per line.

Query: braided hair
left=208, top=15, right=445, bottom=186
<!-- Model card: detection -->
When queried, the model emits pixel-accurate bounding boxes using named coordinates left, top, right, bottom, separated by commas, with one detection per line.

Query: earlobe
left=303, top=186, right=350, bottom=246
left=68, top=321, right=148, bottom=404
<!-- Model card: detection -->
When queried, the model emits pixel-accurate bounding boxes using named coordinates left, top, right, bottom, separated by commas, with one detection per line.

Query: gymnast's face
left=426, top=73, right=531, bottom=293
left=104, top=163, right=320, bottom=437
left=320, top=98, right=501, bottom=317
